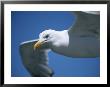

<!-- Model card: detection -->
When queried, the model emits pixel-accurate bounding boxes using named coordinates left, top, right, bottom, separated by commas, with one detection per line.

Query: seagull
left=20, top=11, right=100, bottom=77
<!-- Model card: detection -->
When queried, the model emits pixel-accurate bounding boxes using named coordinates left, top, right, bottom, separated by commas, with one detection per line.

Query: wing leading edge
left=19, top=39, right=53, bottom=77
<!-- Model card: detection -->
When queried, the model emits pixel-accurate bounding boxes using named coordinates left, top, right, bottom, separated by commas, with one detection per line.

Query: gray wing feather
left=19, top=39, right=53, bottom=77
left=67, top=11, right=100, bottom=57
left=68, top=11, right=100, bottom=38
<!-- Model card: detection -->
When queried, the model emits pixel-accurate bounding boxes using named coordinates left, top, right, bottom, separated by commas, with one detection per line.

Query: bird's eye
left=44, top=34, right=49, bottom=38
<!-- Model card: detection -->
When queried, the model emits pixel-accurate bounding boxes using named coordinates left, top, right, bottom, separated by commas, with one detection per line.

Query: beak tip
left=33, top=40, right=43, bottom=50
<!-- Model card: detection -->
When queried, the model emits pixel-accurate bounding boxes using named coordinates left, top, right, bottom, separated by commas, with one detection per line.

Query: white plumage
left=20, top=11, right=100, bottom=77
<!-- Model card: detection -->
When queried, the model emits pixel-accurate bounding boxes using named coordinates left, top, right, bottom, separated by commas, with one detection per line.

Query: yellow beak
left=34, top=40, right=44, bottom=50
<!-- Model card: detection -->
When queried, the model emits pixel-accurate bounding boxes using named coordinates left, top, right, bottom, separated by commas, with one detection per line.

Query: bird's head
left=34, top=29, right=58, bottom=50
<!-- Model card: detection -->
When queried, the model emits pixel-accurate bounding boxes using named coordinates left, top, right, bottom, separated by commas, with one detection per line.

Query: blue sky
left=11, top=11, right=100, bottom=77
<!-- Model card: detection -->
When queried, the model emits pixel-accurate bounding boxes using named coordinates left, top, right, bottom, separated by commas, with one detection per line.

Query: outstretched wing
left=67, top=11, right=100, bottom=57
left=68, top=11, right=100, bottom=38
left=19, top=39, right=53, bottom=77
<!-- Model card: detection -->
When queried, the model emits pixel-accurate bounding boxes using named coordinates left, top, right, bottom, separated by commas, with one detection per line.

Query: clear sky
left=11, top=11, right=100, bottom=77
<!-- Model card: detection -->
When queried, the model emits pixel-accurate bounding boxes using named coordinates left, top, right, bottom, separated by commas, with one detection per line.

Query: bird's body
left=51, top=32, right=99, bottom=58
left=20, top=11, right=100, bottom=77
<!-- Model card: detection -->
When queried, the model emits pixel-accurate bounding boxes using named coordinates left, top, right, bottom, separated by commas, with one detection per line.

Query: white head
left=34, top=29, right=58, bottom=50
